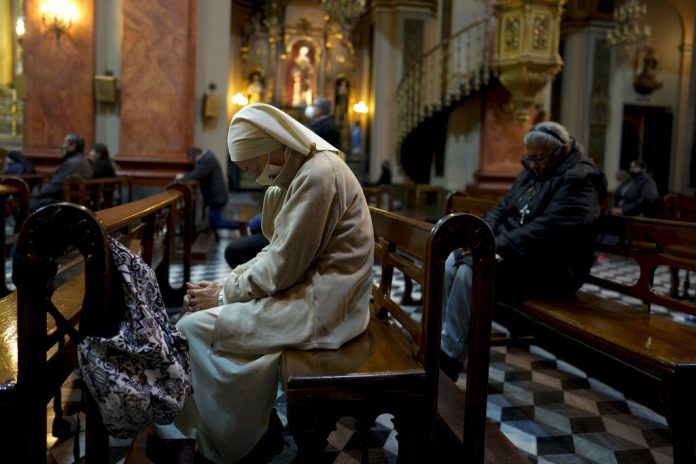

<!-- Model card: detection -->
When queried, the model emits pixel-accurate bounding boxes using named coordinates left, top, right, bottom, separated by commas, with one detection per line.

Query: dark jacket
left=5, top=151, right=36, bottom=174
left=39, top=152, right=93, bottom=199
left=91, top=158, right=116, bottom=178
left=484, top=144, right=607, bottom=299
left=613, top=172, right=659, bottom=217
left=182, top=150, right=228, bottom=208
left=310, top=116, right=341, bottom=151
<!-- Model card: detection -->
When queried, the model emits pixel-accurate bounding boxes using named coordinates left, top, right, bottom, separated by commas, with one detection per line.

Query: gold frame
left=94, top=75, right=118, bottom=103
left=202, top=94, right=221, bottom=118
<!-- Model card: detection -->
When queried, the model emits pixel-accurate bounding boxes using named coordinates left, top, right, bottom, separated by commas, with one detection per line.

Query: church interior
left=1, top=0, right=696, bottom=463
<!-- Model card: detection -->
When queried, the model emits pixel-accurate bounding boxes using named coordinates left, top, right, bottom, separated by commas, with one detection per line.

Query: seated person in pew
left=610, top=159, right=659, bottom=217
left=180, top=147, right=241, bottom=234
left=440, top=122, right=608, bottom=380
left=223, top=212, right=270, bottom=268
left=4, top=149, right=36, bottom=175
left=32, top=133, right=93, bottom=211
left=88, top=142, right=117, bottom=178
left=155, top=103, right=373, bottom=463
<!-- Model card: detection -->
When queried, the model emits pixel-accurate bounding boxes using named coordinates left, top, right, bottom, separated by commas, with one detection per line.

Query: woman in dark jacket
left=89, top=143, right=116, bottom=178
left=440, top=122, right=608, bottom=380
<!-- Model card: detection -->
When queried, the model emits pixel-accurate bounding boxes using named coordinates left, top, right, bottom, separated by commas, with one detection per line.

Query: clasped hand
left=181, top=280, right=223, bottom=316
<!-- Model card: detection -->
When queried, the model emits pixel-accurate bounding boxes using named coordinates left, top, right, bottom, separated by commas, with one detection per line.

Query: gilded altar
left=238, top=2, right=362, bottom=145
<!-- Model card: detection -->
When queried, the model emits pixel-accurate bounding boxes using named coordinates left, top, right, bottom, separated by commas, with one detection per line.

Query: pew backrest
left=592, top=214, right=696, bottom=316
left=0, top=176, right=30, bottom=296
left=5, top=181, right=193, bottom=462
left=445, top=191, right=498, bottom=217
left=62, top=174, right=131, bottom=211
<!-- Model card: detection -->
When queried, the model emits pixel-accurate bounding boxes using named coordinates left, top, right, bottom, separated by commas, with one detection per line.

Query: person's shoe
left=440, top=352, right=464, bottom=382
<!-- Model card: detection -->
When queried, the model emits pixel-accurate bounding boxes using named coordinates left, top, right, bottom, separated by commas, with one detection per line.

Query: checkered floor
left=40, top=206, right=688, bottom=463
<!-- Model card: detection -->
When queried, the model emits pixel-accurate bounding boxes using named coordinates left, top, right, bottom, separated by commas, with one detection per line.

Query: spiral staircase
left=396, top=16, right=496, bottom=183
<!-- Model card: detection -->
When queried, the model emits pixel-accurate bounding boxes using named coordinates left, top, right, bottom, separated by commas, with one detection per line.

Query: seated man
left=610, top=159, right=659, bottom=217
left=440, top=121, right=608, bottom=380
left=306, top=96, right=341, bottom=150
left=181, top=147, right=240, bottom=233
left=33, top=133, right=93, bottom=211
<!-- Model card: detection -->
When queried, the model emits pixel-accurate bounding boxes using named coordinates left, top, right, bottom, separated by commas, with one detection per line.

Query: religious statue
left=334, top=77, right=350, bottom=129
left=246, top=71, right=265, bottom=104
left=286, top=42, right=316, bottom=107
left=634, top=46, right=663, bottom=95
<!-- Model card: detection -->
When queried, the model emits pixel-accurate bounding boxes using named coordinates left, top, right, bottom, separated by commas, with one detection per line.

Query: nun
left=165, top=103, right=374, bottom=463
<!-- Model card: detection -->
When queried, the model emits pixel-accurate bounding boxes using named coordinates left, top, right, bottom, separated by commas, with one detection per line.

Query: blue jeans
left=248, top=213, right=263, bottom=234
left=440, top=251, right=472, bottom=364
left=208, top=206, right=240, bottom=230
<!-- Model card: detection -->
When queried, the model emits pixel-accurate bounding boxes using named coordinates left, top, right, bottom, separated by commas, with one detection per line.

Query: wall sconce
left=94, top=72, right=118, bottom=104
left=202, top=83, right=222, bottom=119
left=40, top=0, right=78, bottom=40
left=352, top=101, right=368, bottom=114
left=231, top=93, right=249, bottom=106
left=15, top=16, right=26, bottom=42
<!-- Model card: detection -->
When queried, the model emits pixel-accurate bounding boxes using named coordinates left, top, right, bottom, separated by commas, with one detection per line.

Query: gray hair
left=523, top=121, right=571, bottom=153
left=312, top=96, right=332, bottom=115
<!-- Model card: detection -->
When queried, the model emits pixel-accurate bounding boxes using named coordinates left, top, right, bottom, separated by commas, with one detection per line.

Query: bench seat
left=524, top=291, right=696, bottom=372
left=283, top=316, right=424, bottom=393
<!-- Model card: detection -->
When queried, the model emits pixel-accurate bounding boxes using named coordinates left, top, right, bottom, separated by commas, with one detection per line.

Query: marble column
left=368, top=6, right=398, bottom=185
left=672, top=42, right=694, bottom=191
left=23, top=0, right=95, bottom=167
left=116, top=0, right=196, bottom=181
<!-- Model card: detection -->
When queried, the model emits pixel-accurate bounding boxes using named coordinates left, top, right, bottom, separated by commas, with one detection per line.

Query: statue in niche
left=334, top=77, right=350, bottom=129
left=634, top=46, right=663, bottom=95
left=286, top=41, right=316, bottom=107
left=246, top=71, right=265, bottom=104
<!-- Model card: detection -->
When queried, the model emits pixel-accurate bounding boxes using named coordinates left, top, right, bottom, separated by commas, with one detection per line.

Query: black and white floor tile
left=40, top=204, right=688, bottom=462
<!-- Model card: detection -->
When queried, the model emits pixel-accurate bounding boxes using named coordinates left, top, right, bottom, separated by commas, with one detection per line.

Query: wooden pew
left=15, top=172, right=51, bottom=193
left=0, top=176, right=30, bottom=296
left=281, top=208, right=497, bottom=463
left=446, top=190, right=498, bottom=217
left=62, top=174, right=131, bottom=211
left=363, top=185, right=395, bottom=211
left=464, top=185, right=509, bottom=203
left=0, top=181, right=193, bottom=463
left=502, top=215, right=696, bottom=463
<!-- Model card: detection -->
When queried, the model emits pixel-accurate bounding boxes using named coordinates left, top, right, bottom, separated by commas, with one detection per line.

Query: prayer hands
left=182, top=280, right=223, bottom=316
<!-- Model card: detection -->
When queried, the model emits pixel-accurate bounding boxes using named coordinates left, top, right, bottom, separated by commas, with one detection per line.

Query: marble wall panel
left=477, top=82, right=532, bottom=187
left=119, top=0, right=196, bottom=168
left=23, top=0, right=95, bottom=159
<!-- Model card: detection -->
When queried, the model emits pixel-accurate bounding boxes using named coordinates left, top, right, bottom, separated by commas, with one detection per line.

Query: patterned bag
left=77, top=237, right=192, bottom=438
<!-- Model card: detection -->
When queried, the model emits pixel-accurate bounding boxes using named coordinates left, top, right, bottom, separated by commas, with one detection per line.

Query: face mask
left=255, top=153, right=283, bottom=186
left=304, top=105, right=316, bottom=119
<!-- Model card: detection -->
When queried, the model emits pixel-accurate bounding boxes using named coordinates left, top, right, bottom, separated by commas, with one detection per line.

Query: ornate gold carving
left=532, top=13, right=550, bottom=51
left=504, top=15, right=521, bottom=52
left=493, top=0, right=566, bottom=122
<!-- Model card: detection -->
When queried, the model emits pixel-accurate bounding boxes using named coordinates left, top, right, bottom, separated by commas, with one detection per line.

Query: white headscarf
left=227, top=103, right=342, bottom=162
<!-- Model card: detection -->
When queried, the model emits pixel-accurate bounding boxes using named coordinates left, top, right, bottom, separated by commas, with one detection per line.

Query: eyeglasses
left=525, top=154, right=549, bottom=164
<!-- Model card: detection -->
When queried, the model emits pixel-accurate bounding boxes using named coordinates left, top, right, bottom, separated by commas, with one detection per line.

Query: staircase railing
left=396, top=16, right=495, bottom=147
